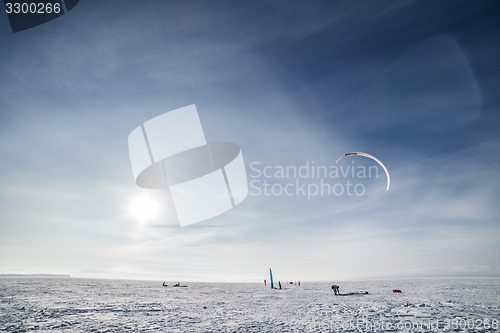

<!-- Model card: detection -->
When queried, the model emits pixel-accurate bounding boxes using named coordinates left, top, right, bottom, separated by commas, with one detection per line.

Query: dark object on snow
left=393, top=289, right=402, bottom=293
left=331, top=285, right=340, bottom=295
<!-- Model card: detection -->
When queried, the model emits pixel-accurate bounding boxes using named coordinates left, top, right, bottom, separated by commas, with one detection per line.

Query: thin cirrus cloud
left=0, top=1, right=499, bottom=280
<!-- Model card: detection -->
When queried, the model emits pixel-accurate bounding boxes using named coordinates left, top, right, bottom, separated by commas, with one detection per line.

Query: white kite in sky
left=336, top=152, right=391, bottom=191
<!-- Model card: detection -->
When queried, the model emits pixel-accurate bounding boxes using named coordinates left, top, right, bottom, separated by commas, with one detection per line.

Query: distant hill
left=0, top=274, right=70, bottom=278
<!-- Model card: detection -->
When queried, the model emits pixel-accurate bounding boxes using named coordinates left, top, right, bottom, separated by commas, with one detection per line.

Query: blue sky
left=0, top=0, right=499, bottom=282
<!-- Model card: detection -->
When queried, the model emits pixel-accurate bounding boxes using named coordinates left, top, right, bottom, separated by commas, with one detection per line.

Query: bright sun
left=129, top=195, right=159, bottom=222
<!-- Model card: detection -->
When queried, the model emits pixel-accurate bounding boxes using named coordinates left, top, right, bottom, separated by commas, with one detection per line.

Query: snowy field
left=0, top=278, right=498, bottom=332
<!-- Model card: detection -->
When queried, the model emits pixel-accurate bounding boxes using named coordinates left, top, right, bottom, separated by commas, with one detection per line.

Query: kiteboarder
left=278, top=281, right=282, bottom=290
left=264, top=279, right=266, bottom=286
left=331, top=284, right=340, bottom=295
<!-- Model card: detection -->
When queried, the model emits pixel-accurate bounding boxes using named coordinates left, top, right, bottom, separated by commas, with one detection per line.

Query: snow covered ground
left=0, top=278, right=498, bottom=332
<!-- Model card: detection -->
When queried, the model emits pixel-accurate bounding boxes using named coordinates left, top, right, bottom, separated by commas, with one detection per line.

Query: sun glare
left=129, top=195, right=159, bottom=222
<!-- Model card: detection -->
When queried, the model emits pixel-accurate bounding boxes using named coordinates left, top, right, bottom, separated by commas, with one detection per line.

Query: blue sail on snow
left=269, top=268, right=274, bottom=289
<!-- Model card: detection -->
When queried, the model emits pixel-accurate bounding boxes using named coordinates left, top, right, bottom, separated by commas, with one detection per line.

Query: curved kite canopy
left=336, top=152, right=391, bottom=191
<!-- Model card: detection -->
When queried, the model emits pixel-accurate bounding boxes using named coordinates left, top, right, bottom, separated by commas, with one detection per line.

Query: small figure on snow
left=331, top=284, right=340, bottom=295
